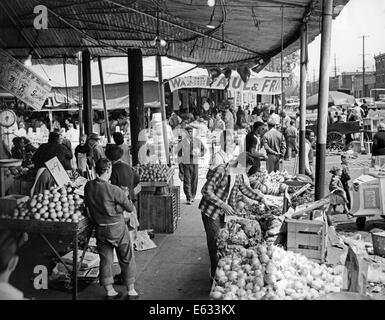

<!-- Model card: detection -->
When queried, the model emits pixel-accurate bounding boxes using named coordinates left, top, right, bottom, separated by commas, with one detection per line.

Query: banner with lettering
left=0, top=49, right=51, bottom=110
left=168, top=75, right=282, bottom=95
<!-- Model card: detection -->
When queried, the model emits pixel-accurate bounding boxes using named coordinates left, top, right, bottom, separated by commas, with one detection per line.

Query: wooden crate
left=286, top=216, right=328, bottom=263
left=138, top=186, right=180, bottom=233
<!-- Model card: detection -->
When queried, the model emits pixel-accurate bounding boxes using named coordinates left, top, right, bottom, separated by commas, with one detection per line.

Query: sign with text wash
left=45, top=156, right=71, bottom=187
left=0, top=48, right=52, bottom=110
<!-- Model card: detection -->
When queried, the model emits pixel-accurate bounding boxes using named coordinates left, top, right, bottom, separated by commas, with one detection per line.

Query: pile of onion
left=210, top=244, right=343, bottom=300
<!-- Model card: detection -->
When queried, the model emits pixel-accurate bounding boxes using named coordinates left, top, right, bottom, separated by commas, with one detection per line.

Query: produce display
left=217, top=219, right=262, bottom=257
left=134, top=164, right=173, bottom=182
left=232, top=195, right=286, bottom=243
left=0, top=184, right=85, bottom=223
left=210, top=243, right=343, bottom=300
left=249, top=170, right=289, bottom=196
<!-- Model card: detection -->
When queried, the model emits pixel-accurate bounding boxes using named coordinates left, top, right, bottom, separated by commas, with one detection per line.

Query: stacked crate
left=138, top=185, right=181, bottom=233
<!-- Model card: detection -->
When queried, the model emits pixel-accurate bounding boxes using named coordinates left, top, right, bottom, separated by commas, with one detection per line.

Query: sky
left=301, top=0, right=385, bottom=80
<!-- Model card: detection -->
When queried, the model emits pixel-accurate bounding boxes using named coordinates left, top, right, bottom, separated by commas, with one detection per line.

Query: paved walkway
left=10, top=153, right=377, bottom=300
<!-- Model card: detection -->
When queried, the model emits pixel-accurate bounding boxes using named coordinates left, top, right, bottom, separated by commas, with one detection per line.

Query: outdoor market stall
left=0, top=159, right=92, bottom=300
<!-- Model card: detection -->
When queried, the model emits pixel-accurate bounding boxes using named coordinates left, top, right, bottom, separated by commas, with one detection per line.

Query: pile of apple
left=135, top=164, right=172, bottom=182
left=7, top=184, right=85, bottom=223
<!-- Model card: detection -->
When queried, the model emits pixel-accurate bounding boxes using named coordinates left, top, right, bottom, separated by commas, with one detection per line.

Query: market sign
left=45, top=156, right=71, bottom=187
left=0, top=49, right=51, bottom=110
left=168, top=75, right=282, bottom=95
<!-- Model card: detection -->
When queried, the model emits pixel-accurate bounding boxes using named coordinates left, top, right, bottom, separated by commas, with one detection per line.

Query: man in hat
left=262, top=117, right=286, bottom=173
left=0, top=231, right=26, bottom=300
left=88, top=133, right=106, bottom=169
left=178, top=125, right=207, bottom=205
left=84, top=158, right=138, bottom=300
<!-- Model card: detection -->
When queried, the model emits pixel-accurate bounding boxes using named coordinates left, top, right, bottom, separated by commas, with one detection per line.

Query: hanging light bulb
left=24, top=54, right=32, bottom=67
left=151, top=37, right=158, bottom=47
left=207, top=0, right=215, bottom=7
left=160, top=39, right=167, bottom=47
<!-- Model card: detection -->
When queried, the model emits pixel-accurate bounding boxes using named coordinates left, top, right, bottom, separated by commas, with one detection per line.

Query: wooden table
left=0, top=217, right=93, bottom=300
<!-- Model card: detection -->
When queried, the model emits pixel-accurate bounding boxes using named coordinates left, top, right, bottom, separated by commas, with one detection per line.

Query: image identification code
left=148, top=304, right=236, bottom=317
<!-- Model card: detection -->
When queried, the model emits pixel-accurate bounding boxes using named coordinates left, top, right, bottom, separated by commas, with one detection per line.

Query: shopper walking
left=284, top=120, right=298, bottom=160
left=262, top=118, right=286, bottom=173
left=84, top=158, right=138, bottom=300
left=178, top=125, right=207, bottom=205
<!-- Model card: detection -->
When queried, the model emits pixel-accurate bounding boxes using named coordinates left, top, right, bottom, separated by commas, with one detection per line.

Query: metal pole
left=362, top=36, right=365, bottom=97
left=315, top=0, right=333, bottom=200
left=82, top=50, right=93, bottom=136
left=279, top=5, right=284, bottom=115
left=299, top=22, right=308, bottom=174
left=156, top=55, right=170, bottom=165
left=97, top=56, right=111, bottom=143
left=77, top=57, right=83, bottom=137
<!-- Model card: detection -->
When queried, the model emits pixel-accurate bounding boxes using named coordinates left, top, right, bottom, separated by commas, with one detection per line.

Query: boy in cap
left=84, top=158, right=138, bottom=300
left=0, top=231, right=26, bottom=300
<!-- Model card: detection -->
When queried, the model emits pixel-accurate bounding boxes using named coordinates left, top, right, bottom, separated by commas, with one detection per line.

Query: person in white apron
left=75, top=134, right=90, bottom=177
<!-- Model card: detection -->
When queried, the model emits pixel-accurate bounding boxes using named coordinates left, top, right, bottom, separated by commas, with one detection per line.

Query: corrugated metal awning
left=0, top=0, right=349, bottom=67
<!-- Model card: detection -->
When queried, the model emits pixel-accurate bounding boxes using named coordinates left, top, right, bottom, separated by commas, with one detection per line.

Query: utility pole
left=359, top=35, right=370, bottom=97
left=334, top=53, right=337, bottom=77
left=313, top=67, right=316, bottom=95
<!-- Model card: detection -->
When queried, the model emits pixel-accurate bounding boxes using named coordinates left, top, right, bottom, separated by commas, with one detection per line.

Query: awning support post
left=299, top=22, right=308, bottom=174
left=128, top=49, right=145, bottom=166
left=97, top=56, right=111, bottom=143
left=315, top=0, right=334, bottom=200
left=77, top=56, right=83, bottom=137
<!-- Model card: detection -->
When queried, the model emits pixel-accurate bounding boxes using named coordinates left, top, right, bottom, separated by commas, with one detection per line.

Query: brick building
left=375, top=53, right=385, bottom=90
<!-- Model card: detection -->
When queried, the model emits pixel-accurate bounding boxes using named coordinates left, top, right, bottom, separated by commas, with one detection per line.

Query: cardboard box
left=0, top=194, right=29, bottom=216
